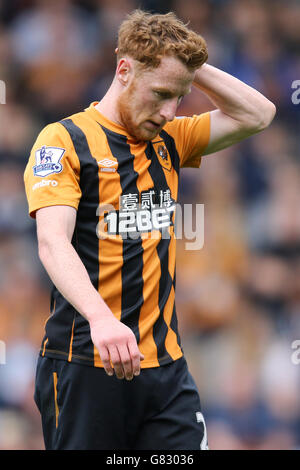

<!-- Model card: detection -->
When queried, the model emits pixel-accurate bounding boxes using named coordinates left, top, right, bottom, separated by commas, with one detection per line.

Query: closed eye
left=153, top=90, right=172, bottom=99
left=153, top=91, right=185, bottom=105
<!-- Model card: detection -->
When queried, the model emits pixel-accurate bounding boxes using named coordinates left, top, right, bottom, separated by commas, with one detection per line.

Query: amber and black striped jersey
left=24, top=102, right=210, bottom=368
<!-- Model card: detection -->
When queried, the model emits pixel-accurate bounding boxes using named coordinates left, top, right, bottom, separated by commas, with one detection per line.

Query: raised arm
left=193, top=63, right=276, bottom=155
left=36, top=205, right=144, bottom=380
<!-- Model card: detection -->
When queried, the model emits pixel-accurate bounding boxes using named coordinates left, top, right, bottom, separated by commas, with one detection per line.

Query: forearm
left=194, top=63, right=276, bottom=129
left=38, top=233, right=144, bottom=379
left=38, top=235, right=112, bottom=324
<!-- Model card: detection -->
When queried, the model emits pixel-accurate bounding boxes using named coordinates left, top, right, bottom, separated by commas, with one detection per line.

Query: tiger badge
left=152, top=142, right=172, bottom=171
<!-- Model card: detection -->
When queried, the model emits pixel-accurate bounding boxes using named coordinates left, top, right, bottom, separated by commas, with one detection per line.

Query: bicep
left=36, top=205, right=77, bottom=245
left=202, top=109, right=259, bottom=156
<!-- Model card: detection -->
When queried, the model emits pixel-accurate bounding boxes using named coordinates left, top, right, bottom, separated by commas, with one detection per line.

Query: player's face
left=117, top=56, right=195, bottom=141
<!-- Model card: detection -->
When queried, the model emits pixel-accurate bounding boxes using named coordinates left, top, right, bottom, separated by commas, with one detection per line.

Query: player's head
left=115, top=10, right=208, bottom=141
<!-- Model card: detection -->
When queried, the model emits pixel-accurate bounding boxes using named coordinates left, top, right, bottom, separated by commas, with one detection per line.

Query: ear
left=116, top=57, right=132, bottom=86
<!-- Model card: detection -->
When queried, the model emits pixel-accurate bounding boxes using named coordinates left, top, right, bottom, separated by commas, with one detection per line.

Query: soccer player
left=24, top=10, right=276, bottom=450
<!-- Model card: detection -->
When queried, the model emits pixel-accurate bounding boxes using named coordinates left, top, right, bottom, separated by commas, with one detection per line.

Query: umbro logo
left=98, top=158, right=117, bottom=167
left=97, top=158, right=118, bottom=173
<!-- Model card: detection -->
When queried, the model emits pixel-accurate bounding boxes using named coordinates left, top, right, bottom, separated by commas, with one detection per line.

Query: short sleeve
left=24, top=122, right=81, bottom=218
left=164, top=112, right=210, bottom=168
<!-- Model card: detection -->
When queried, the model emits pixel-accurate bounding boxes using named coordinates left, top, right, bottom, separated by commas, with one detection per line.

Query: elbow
left=38, top=235, right=56, bottom=266
left=37, top=231, right=70, bottom=265
left=38, top=238, right=50, bottom=265
left=258, top=101, right=276, bottom=130
left=241, top=100, right=276, bottom=134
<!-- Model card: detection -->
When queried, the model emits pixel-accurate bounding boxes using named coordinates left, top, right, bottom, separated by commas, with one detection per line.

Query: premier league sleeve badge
left=33, top=146, right=65, bottom=177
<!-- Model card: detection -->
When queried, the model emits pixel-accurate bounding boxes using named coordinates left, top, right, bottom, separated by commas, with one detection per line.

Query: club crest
left=33, top=146, right=65, bottom=177
left=153, top=142, right=171, bottom=171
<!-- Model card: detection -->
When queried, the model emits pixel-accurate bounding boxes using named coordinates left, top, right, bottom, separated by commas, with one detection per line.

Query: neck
left=95, top=80, right=123, bottom=126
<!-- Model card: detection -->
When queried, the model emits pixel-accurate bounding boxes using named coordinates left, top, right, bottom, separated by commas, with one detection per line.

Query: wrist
left=193, top=63, right=215, bottom=88
left=88, top=309, right=114, bottom=328
left=80, top=294, right=114, bottom=326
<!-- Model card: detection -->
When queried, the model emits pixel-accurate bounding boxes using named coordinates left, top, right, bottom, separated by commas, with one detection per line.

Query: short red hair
left=117, top=10, right=208, bottom=71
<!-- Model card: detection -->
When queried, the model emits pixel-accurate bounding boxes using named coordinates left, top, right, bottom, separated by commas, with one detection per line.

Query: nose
left=159, top=99, right=178, bottom=122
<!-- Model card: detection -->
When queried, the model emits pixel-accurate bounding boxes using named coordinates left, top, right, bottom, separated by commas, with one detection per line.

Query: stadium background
left=0, top=0, right=299, bottom=450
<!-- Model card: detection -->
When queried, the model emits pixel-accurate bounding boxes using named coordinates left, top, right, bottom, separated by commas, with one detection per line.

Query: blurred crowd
left=0, top=0, right=299, bottom=450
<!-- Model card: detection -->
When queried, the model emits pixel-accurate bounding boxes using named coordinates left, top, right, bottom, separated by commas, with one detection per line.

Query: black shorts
left=34, top=355, right=208, bottom=450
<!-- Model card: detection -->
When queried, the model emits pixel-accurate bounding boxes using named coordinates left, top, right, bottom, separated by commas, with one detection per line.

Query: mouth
left=145, top=120, right=163, bottom=130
